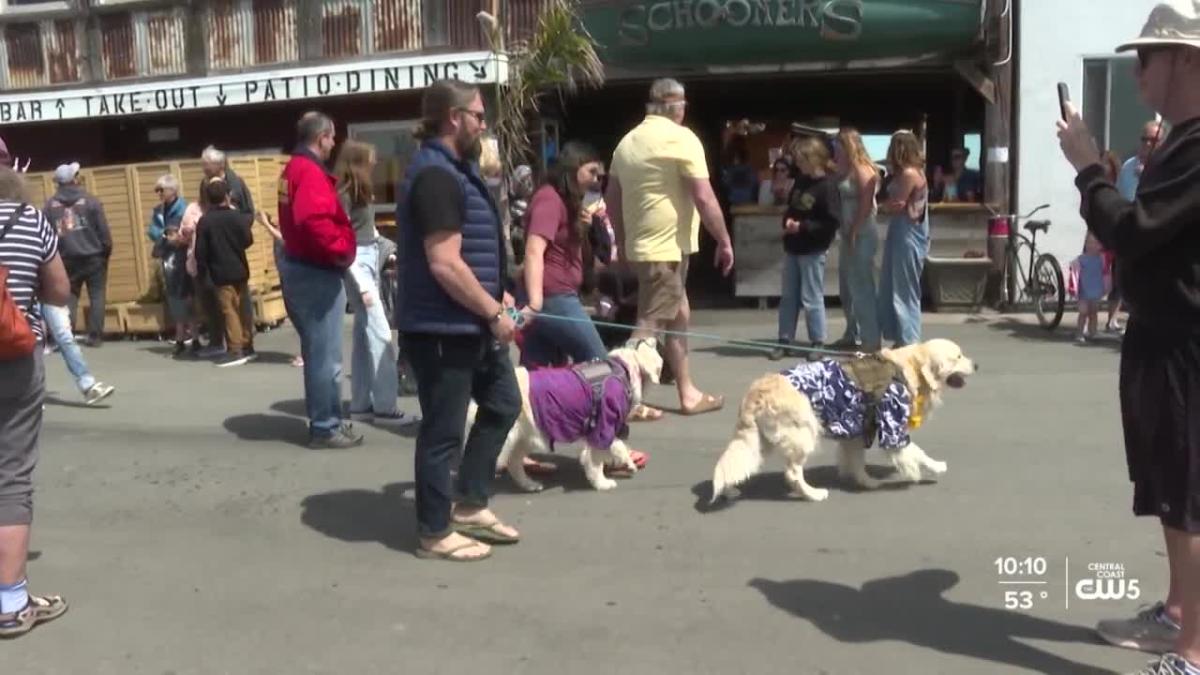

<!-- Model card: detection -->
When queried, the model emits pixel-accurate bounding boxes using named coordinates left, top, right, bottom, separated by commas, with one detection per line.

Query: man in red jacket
left=277, top=111, right=362, bottom=449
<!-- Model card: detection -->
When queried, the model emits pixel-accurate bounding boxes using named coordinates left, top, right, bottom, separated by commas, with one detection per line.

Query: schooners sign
left=582, top=0, right=984, bottom=69
left=616, top=0, right=865, bottom=46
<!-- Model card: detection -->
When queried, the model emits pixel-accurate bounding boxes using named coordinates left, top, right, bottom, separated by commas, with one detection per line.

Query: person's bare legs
left=1165, top=526, right=1189, bottom=639
left=666, top=293, right=708, bottom=410
left=0, top=525, right=30, bottom=600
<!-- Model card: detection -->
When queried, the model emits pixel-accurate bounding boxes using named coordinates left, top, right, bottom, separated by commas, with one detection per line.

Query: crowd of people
left=0, top=7, right=1198, bottom=675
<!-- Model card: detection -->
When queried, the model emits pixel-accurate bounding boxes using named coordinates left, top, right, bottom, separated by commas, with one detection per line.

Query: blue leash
left=506, top=308, right=858, bottom=358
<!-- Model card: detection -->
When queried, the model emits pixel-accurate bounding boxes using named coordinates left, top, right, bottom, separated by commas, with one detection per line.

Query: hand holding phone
left=1057, top=82, right=1071, bottom=122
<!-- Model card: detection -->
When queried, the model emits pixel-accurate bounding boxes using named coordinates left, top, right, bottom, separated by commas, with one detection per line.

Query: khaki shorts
left=634, top=258, right=689, bottom=322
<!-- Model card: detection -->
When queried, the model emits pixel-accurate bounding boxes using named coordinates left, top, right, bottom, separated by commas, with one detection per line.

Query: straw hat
left=1117, top=0, right=1200, bottom=52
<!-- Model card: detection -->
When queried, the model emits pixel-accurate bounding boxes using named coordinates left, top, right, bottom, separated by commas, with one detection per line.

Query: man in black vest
left=397, top=80, right=522, bottom=562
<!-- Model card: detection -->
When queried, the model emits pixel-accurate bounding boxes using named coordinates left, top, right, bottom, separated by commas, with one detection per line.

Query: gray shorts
left=0, top=351, right=44, bottom=526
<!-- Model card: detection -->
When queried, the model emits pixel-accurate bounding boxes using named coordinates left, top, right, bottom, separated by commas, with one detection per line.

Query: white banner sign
left=0, top=51, right=504, bottom=126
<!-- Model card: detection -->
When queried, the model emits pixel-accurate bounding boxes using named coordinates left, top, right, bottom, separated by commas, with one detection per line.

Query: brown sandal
left=680, top=393, right=725, bottom=416
left=628, top=405, right=664, bottom=422
left=0, top=594, right=68, bottom=639
left=415, top=541, right=492, bottom=562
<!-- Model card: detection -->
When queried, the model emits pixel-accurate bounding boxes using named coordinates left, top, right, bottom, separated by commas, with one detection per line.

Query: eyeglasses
left=456, top=108, right=486, bottom=124
left=154, top=187, right=164, bottom=193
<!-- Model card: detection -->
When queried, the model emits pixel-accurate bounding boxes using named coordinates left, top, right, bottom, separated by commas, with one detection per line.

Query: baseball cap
left=1116, top=0, right=1200, bottom=52
left=53, top=162, right=81, bottom=185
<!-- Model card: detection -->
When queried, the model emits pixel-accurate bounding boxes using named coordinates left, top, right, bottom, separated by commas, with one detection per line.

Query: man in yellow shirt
left=606, top=78, right=734, bottom=416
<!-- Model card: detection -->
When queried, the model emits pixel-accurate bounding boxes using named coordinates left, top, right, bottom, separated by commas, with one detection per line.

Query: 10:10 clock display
left=995, top=557, right=1048, bottom=576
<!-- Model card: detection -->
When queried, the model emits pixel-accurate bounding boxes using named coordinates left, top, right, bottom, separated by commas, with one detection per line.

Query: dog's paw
left=516, top=479, right=545, bottom=493
left=925, top=460, right=948, bottom=477
left=592, top=477, right=619, bottom=491
left=722, top=486, right=742, bottom=501
left=790, top=487, right=829, bottom=502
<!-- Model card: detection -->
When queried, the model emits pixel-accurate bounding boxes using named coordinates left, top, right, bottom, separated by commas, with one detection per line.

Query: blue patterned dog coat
left=780, top=359, right=913, bottom=450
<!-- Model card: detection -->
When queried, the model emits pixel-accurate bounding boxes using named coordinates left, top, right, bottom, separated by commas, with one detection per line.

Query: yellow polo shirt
left=610, top=115, right=709, bottom=262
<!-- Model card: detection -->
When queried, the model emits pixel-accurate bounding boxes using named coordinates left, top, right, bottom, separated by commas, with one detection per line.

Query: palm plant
left=485, top=0, right=605, bottom=176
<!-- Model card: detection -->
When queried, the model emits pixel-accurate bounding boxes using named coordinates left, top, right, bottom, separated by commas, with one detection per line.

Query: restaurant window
left=348, top=120, right=421, bottom=213
left=1083, top=57, right=1157, bottom=161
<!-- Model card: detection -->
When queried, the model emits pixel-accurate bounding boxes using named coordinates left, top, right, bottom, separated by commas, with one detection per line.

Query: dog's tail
left=710, top=421, right=763, bottom=504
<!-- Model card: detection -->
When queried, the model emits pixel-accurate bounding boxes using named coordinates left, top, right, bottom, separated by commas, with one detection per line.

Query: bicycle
left=991, top=203, right=1066, bottom=330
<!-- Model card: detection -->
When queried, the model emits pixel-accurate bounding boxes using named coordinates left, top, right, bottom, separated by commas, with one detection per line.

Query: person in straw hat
left=1058, top=2, right=1200, bottom=673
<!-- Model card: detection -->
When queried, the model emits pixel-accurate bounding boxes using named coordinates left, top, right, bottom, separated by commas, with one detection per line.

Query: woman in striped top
left=0, top=166, right=71, bottom=638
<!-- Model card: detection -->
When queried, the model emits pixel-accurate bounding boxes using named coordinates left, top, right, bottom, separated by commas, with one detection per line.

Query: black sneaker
left=807, top=343, right=826, bottom=362
left=309, top=423, right=365, bottom=450
left=215, top=352, right=251, bottom=368
left=768, top=340, right=790, bottom=361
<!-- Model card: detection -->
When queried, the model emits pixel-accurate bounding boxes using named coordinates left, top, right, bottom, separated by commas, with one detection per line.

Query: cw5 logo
left=1075, top=578, right=1141, bottom=600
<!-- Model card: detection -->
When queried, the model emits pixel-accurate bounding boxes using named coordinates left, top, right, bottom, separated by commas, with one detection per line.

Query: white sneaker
left=84, top=383, right=115, bottom=406
left=1129, top=653, right=1190, bottom=675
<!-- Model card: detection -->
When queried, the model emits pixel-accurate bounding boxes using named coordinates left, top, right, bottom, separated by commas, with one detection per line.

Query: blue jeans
left=520, top=293, right=607, bottom=367
left=403, top=333, right=521, bottom=538
left=878, top=212, right=930, bottom=347
left=779, top=252, right=827, bottom=344
left=345, top=245, right=399, bottom=415
left=278, top=253, right=346, bottom=437
left=838, top=225, right=881, bottom=350
left=41, top=304, right=95, bottom=393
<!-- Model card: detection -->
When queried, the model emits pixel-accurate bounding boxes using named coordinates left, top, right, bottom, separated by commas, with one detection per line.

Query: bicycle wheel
left=1033, top=254, right=1065, bottom=330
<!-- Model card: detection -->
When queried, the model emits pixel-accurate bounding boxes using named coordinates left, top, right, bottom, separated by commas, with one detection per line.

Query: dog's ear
left=916, top=350, right=942, bottom=395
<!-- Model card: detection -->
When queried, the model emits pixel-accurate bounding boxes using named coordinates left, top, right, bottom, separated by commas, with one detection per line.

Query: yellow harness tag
left=909, top=392, right=926, bottom=430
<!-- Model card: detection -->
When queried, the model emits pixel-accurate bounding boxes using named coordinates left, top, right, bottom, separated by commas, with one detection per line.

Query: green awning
left=582, top=0, right=985, bottom=71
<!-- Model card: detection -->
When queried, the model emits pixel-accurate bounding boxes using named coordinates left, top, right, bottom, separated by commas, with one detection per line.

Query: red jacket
left=277, top=149, right=354, bottom=269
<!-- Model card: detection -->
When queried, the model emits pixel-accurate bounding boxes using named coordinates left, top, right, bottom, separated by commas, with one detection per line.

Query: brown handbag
left=0, top=204, right=37, bottom=360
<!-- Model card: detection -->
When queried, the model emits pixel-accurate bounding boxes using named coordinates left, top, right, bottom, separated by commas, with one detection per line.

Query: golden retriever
left=710, top=339, right=976, bottom=503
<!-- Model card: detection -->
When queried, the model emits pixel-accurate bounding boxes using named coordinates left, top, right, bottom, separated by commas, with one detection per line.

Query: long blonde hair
left=790, top=136, right=836, bottom=176
left=887, top=130, right=925, bottom=173
left=334, top=140, right=375, bottom=208
left=837, top=127, right=875, bottom=173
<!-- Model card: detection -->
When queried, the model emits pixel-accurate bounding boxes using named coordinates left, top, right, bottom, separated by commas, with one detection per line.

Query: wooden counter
left=731, top=203, right=993, bottom=299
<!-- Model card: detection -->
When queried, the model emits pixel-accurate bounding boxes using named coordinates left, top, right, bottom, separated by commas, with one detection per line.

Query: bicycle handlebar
left=986, top=203, right=1050, bottom=221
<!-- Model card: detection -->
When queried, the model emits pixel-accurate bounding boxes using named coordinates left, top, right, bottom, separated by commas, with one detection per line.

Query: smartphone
left=1057, top=82, right=1071, bottom=121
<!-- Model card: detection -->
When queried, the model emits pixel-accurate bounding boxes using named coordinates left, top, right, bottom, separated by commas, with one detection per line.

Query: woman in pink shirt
left=520, top=142, right=609, bottom=367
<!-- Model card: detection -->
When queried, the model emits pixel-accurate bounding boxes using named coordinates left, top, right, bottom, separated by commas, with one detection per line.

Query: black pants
left=65, top=255, right=108, bottom=339
left=403, top=333, right=521, bottom=538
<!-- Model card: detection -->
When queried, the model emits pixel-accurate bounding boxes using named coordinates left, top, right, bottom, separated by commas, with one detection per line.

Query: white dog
left=472, top=338, right=663, bottom=492
left=710, top=339, right=976, bottom=503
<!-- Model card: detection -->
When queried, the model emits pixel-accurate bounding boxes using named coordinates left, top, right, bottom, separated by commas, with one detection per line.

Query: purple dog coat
left=529, top=359, right=632, bottom=450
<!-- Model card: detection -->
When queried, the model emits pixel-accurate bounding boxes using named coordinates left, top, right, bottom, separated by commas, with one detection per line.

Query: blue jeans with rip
left=345, top=244, right=399, bottom=415
left=520, top=293, right=607, bottom=367
left=838, top=225, right=881, bottom=350
left=878, top=212, right=930, bottom=347
left=403, top=333, right=521, bottom=538
left=278, top=253, right=346, bottom=437
left=779, top=252, right=827, bottom=344
left=41, top=303, right=95, bottom=393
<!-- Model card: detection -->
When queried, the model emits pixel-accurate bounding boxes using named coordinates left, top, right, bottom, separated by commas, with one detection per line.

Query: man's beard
left=457, top=132, right=482, bottom=161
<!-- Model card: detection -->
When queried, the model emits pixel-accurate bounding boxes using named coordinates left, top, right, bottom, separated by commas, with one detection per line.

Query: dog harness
left=529, top=358, right=633, bottom=451
left=780, top=359, right=915, bottom=450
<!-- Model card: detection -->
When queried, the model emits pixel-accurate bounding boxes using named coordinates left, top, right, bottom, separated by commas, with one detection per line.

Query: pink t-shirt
left=526, top=184, right=583, bottom=296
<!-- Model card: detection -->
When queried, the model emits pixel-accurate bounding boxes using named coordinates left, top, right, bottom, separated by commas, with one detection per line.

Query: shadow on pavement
left=749, top=569, right=1116, bottom=675
left=44, top=394, right=108, bottom=409
left=692, top=465, right=911, bottom=513
left=987, top=317, right=1122, bottom=352
left=270, top=399, right=308, bottom=418
left=301, top=482, right=417, bottom=554
left=223, top=413, right=310, bottom=447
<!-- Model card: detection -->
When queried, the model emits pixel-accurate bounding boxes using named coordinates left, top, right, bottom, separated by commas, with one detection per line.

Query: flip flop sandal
left=415, top=541, right=492, bottom=563
left=605, top=450, right=648, bottom=477
left=525, top=460, right=558, bottom=477
left=0, top=594, right=68, bottom=639
left=681, top=393, right=724, bottom=416
left=452, top=520, right=520, bottom=545
left=628, top=405, right=664, bottom=422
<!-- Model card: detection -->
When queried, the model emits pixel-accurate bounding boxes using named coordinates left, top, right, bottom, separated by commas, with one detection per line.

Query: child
left=1073, top=231, right=1108, bottom=344
left=194, top=178, right=255, bottom=367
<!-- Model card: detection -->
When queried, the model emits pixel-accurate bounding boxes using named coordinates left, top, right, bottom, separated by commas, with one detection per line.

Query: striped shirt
left=0, top=201, right=58, bottom=341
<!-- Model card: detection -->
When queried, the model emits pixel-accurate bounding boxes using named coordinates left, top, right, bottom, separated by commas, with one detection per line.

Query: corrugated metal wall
left=208, top=0, right=298, bottom=71
left=0, top=0, right=524, bottom=91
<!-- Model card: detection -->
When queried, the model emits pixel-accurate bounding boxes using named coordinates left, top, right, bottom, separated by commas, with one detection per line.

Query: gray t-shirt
left=339, top=188, right=377, bottom=246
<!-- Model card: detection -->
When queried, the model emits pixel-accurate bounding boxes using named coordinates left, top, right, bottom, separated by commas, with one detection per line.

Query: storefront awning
left=583, top=0, right=986, bottom=72
left=0, top=51, right=506, bottom=127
